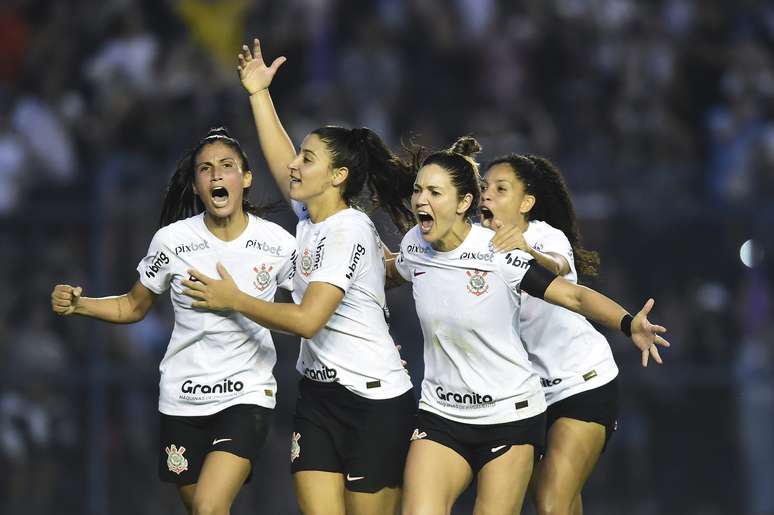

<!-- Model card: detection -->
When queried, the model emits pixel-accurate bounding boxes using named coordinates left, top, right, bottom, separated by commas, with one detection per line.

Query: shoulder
left=251, top=215, right=296, bottom=245
left=152, top=216, right=197, bottom=246
left=529, top=220, right=569, bottom=245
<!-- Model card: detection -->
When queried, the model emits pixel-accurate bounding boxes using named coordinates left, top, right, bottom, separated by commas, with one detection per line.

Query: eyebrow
left=196, top=157, right=236, bottom=167
left=301, top=148, right=317, bottom=157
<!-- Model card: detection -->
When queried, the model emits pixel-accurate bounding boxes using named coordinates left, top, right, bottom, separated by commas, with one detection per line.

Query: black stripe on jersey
left=521, top=261, right=558, bottom=299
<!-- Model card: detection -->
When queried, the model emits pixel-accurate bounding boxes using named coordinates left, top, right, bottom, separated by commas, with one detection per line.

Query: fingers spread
left=650, top=345, right=663, bottom=365
left=641, top=348, right=649, bottom=368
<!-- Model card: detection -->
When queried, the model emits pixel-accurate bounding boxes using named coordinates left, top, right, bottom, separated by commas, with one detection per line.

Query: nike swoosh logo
left=413, top=271, right=426, bottom=277
left=212, top=438, right=232, bottom=445
left=346, top=474, right=366, bottom=481
left=491, top=445, right=508, bottom=453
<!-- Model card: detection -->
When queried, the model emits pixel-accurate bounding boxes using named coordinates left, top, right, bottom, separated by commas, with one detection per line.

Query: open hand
left=631, top=298, right=670, bottom=367
left=238, top=38, right=287, bottom=95
left=182, top=263, right=239, bottom=311
left=489, top=219, right=530, bottom=253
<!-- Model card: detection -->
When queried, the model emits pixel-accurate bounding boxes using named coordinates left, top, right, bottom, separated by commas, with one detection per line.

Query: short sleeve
left=308, top=225, right=369, bottom=292
left=394, top=232, right=414, bottom=282
left=534, top=226, right=573, bottom=271
left=291, top=200, right=310, bottom=221
left=137, top=229, right=174, bottom=294
left=498, top=250, right=534, bottom=291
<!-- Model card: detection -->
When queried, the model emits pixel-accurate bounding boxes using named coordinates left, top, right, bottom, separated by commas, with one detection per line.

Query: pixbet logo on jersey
left=406, top=243, right=433, bottom=254
left=174, top=240, right=210, bottom=255
left=245, top=239, right=283, bottom=256
left=303, top=366, right=337, bottom=381
left=435, top=385, right=494, bottom=406
left=145, top=251, right=169, bottom=278
left=459, top=251, right=493, bottom=262
left=181, top=379, right=244, bottom=395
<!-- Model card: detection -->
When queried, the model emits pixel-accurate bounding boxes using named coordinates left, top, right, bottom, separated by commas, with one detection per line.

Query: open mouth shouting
left=210, top=186, right=230, bottom=208
left=479, top=206, right=494, bottom=227
left=416, top=210, right=434, bottom=234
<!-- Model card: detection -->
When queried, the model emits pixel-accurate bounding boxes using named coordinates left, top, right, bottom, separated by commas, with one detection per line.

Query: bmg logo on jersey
left=345, top=243, right=366, bottom=279
left=505, top=253, right=530, bottom=269
left=174, top=240, right=210, bottom=255
left=245, top=239, right=283, bottom=256
left=303, top=365, right=337, bottom=381
left=435, top=385, right=494, bottom=408
left=312, top=237, right=327, bottom=271
left=144, top=251, right=169, bottom=278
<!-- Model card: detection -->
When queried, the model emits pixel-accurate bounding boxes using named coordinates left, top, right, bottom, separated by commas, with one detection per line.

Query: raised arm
left=238, top=38, right=296, bottom=203
left=539, top=275, right=669, bottom=367
left=51, top=280, right=157, bottom=324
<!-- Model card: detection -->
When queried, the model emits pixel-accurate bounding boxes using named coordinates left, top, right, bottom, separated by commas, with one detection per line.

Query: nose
left=288, top=155, right=301, bottom=171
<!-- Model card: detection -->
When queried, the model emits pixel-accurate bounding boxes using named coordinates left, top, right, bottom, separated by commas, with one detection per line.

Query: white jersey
left=520, top=220, right=619, bottom=405
left=395, top=224, right=546, bottom=425
left=137, top=213, right=296, bottom=416
left=291, top=201, right=412, bottom=399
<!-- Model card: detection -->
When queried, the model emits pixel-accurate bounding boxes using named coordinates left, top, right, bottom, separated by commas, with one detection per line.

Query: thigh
left=294, top=471, right=346, bottom=515
left=192, top=451, right=251, bottom=512
left=474, top=444, right=534, bottom=515
left=534, top=417, right=606, bottom=509
left=159, top=413, right=207, bottom=486
left=177, top=484, right=196, bottom=515
left=209, top=404, right=273, bottom=483
left=344, top=389, right=416, bottom=494
left=402, top=439, right=473, bottom=515
left=345, top=487, right=401, bottom=515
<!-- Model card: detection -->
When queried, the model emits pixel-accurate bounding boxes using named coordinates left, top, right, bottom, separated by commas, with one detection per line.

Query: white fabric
left=396, top=224, right=545, bottom=424
left=137, top=213, right=296, bottom=416
left=520, top=220, right=619, bottom=405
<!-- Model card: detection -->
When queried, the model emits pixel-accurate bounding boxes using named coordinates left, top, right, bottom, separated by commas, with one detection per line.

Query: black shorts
left=545, top=377, right=620, bottom=450
left=290, top=378, right=417, bottom=493
left=413, top=409, right=546, bottom=474
left=158, top=404, right=273, bottom=485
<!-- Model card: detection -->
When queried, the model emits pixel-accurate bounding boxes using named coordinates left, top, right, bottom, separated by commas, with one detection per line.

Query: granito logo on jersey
left=460, top=250, right=493, bottom=262
left=435, top=385, right=494, bottom=407
left=245, top=239, right=283, bottom=256
left=144, top=251, right=169, bottom=278
left=541, top=377, right=562, bottom=387
left=345, top=243, right=366, bottom=279
left=303, top=365, right=337, bottom=381
left=466, top=270, right=489, bottom=296
left=174, top=240, right=210, bottom=255
left=312, top=237, right=327, bottom=271
left=300, top=248, right=313, bottom=277
left=505, top=253, right=530, bottom=269
left=181, top=379, right=244, bottom=395
left=253, top=263, right=273, bottom=291
left=165, top=444, right=188, bottom=475
left=406, top=243, right=432, bottom=254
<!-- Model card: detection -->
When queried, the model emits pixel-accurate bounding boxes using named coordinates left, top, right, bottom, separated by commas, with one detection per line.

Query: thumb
left=216, top=262, right=231, bottom=280
left=73, top=286, right=83, bottom=298
left=270, top=56, right=287, bottom=73
left=492, top=218, right=504, bottom=230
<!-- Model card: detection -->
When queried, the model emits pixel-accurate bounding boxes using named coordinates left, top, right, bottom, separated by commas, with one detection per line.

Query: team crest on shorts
left=410, top=428, right=427, bottom=441
left=165, top=444, right=188, bottom=475
left=466, top=270, right=489, bottom=296
left=290, top=432, right=301, bottom=462
left=253, top=263, right=273, bottom=291
left=300, top=249, right=313, bottom=277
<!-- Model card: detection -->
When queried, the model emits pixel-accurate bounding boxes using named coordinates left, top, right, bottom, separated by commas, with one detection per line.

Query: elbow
left=297, top=322, right=322, bottom=340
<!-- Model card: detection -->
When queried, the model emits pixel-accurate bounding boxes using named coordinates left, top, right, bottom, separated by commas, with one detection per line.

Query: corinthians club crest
left=300, top=248, right=313, bottom=277
left=165, top=444, right=188, bottom=475
left=466, top=270, right=489, bottom=296
left=253, top=263, right=273, bottom=291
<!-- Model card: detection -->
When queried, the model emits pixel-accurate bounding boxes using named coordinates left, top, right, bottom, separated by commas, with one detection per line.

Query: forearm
left=526, top=248, right=564, bottom=275
left=570, top=285, right=628, bottom=330
left=249, top=90, right=296, bottom=201
left=233, top=291, right=319, bottom=338
left=74, top=295, right=147, bottom=324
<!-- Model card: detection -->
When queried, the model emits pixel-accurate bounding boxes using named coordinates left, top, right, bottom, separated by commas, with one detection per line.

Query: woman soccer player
left=388, top=137, right=669, bottom=515
left=179, top=39, right=418, bottom=515
left=50, top=128, right=297, bottom=515
left=481, top=154, right=636, bottom=515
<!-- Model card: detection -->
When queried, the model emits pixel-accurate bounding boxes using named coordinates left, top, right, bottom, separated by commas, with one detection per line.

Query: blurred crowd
left=0, top=0, right=772, bottom=514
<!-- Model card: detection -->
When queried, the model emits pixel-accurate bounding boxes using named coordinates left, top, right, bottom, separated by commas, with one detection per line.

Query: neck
left=432, top=218, right=471, bottom=252
left=204, top=210, right=248, bottom=241
left=306, top=193, right=349, bottom=223
left=516, top=215, right=529, bottom=232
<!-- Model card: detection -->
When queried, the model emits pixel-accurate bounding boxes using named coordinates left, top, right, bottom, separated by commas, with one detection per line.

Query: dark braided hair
left=159, top=127, right=267, bottom=227
left=485, top=154, right=600, bottom=278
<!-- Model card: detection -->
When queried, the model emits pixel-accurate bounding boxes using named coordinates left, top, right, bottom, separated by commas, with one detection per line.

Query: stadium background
left=1, top=0, right=773, bottom=514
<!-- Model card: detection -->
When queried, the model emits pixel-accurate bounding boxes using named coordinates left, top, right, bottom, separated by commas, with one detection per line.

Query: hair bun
left=450, top=136, right=481, bottom=158
left=207, top=126, right=231, bottom=138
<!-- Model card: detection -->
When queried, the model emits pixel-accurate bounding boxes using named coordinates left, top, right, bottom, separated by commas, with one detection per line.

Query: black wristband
left=620, top=314, right=633, bottom=337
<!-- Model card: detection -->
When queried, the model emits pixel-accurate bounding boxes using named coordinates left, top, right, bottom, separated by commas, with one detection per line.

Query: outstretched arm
left=182, top=263, right=343, bottom=339
left=239, top=38, right=296, bottom=203
left=541, top=276, right=669, bottom=367
left=51, top=280, right=156, bottom=324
